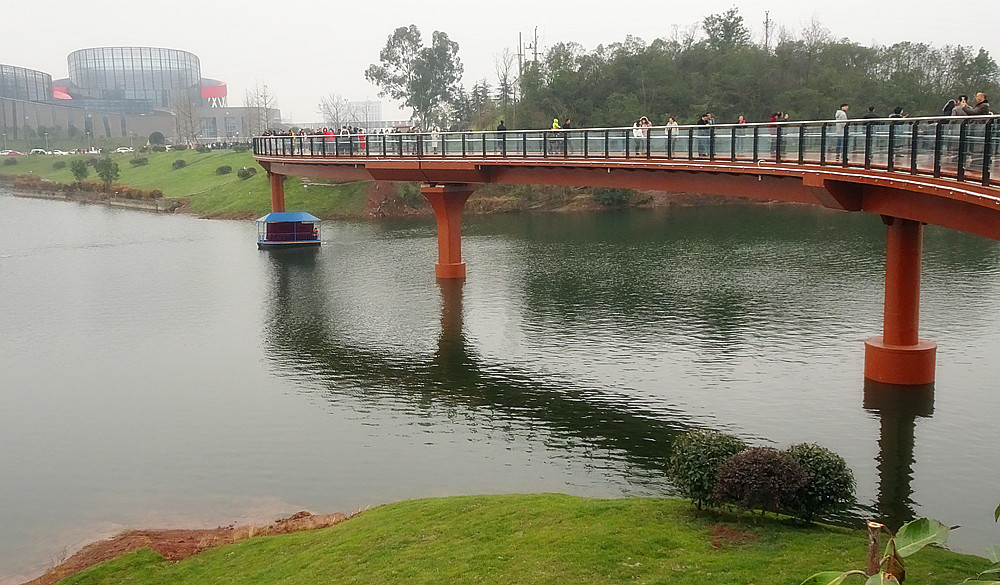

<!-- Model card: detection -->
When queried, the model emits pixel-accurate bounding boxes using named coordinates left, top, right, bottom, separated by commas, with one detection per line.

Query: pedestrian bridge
left=253, top=115, right=1000, bottom=386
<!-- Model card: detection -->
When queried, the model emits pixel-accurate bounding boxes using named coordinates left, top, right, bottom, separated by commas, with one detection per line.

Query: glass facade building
left=0, top=64, right=53, bottom=102
left=67, top=47, right=201, bottom=109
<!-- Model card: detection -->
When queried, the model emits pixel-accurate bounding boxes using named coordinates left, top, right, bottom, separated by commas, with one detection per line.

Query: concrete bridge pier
left=268, top=171, right=286, bottom=212
left=864, top=217, right=937, bottom=385
left=422, top=184, right=474, bottom=279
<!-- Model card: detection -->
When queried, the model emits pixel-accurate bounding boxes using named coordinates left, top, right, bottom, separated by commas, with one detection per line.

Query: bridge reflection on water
left=260, top=230, right=967, bottom=532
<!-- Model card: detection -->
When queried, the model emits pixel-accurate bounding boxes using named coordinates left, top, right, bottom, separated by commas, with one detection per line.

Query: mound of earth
left=24, top=511, right=349, bottom=585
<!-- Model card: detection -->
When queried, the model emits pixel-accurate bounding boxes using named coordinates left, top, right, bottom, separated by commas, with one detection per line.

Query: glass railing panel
left=800, top=125, right=823, bottom=163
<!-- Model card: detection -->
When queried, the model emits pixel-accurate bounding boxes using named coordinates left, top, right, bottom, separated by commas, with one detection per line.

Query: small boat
left=255, top=211, right=321, bottom=249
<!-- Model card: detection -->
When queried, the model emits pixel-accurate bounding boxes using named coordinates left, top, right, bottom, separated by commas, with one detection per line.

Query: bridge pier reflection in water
left=863, top=380, right=935, bottom=531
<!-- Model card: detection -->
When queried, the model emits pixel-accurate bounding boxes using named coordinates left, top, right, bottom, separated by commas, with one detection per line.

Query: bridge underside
left=260, top=157, right=1000, bottom=242
left=258, top=156, right=1000, bottom=386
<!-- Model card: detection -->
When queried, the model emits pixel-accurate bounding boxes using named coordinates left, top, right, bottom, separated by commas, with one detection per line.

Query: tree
left=494, top=48, right=518, bottom=122
left=702, top=7, right=752, bottom=52
left=94, top=157, right=119, bottom=185
left=148, top=131, right=165, bottom=145
left=70, top=159, right=89, bottom=181
left=365, top=25, right=463, bottom=129
left=174, top=91, right=201, bottom=147
left=317, top=94, right=356, bottom=130
left=243, top=81, right=279, bottom=137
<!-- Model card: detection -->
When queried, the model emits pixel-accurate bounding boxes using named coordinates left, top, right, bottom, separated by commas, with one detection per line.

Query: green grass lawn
left=58, top=495, right=989, bottom=585
left=0, top=150, right=369, bottom=218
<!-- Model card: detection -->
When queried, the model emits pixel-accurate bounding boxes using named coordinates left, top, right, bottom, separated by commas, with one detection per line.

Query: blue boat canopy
left=255, top=211, right=321, bottom=223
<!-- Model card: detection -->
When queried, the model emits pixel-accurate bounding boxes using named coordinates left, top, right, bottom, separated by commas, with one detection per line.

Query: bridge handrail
left=254, top=115, right=1000, bottom=187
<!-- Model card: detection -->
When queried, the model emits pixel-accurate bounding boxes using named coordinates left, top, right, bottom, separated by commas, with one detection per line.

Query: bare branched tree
left=243, top=82, right=279, bottom=136
left=318, top=94, right=357, bottom=129
left=174, top=90, right=200, bottom=146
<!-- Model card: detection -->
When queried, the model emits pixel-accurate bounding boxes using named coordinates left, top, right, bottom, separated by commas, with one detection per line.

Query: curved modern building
left=0, top=64, right=53, bottom=102
left=67, top=47, right=202, bottom=109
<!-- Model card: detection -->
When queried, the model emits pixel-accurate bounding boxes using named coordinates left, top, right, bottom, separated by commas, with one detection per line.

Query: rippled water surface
left=1, top=190, right=999, bottom=582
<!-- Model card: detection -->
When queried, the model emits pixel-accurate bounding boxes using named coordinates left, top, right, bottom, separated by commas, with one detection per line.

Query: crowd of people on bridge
left=257, top=89, right=993, bottom=143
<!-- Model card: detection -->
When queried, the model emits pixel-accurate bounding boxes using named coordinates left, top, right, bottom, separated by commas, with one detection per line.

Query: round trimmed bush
left=151, top=145, right=167, bottom=152
left=713, top=447, right=808, bottom=515
left=129, top=157, right=149, bottom=166
left=172, top=144, right=188, bottom=151
left=785, top=443, right=856, bottom=522
left=52, top=160, right=67, bottom=170
left=216, top=165, right=232, bottom=175
left=668, top=430, right=747, bottom=509
left=237, top=167, right=257, bottom=180
left=148, top=131, right=165, bottom=145
left=196, top=145, right=210, bottom=153
left=3, top=157, right=18, bottom=166
left=172, top=159, right=187, bottom=170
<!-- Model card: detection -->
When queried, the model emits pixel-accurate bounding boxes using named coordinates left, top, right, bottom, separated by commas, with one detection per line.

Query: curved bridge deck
left=255, top=116, right=1000, bottom=241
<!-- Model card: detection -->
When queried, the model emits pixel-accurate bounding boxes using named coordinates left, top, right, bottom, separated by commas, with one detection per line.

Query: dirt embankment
left=23, top=511, right=350, bottom=585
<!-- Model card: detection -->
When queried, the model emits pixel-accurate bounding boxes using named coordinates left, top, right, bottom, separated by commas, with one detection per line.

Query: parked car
left=50, top=149, right=70, bottom=156
left=115, top=146, right=134, bottom=153
left=29, top=148, right=50, bottom=155
left=1, top=150, right=25, bottom=156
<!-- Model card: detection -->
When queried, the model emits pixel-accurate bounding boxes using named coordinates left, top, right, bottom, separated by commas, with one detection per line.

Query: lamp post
left=87, top=131, right=92, bottom=152
left=44, top=132, right=49, bottom=152
left=2, top=133, right=6, bottom=150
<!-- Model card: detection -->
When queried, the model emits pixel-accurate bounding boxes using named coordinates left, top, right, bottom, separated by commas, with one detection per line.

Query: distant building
left=0, top=47, right=280, bottom=144
left=0, top=64, right=53, bottom=102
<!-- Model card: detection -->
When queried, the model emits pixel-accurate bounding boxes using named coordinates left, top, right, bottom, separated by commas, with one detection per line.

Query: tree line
left=364, top=9, right=1000, bottom=131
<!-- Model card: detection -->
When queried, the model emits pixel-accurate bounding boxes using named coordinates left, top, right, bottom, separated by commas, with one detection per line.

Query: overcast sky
left=4, top=0, right=998, bottom=124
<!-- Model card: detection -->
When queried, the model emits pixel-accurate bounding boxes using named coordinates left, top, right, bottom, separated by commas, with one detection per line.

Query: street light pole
left=44, top=132, right=49, bottom=152
left=2, top=133, right=6, bottom=150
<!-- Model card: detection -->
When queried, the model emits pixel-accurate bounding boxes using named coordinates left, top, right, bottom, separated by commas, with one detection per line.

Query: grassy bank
left=57, top=495, right=986, bottom=585
left=0, top=150, right=370, bottom=218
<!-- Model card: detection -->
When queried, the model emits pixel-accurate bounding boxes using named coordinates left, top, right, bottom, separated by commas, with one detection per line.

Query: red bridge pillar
left=422, top=184, right=474, bottom=279
left=864, top=217, right=937, bottom=385
left=268, top=171, right=286, bottom=212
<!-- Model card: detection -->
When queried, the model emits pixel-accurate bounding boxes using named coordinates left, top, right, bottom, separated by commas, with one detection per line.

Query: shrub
left=668, top=430, right=747, bottom=509
left=151, top=145, right=167, bottom=152
left=148, top=131, right=165, bottom=145
left=3, top=157, right=18, bottom=166
left=70, top=159, right=89, bottom=180
left=172, top=159, right=187, bottom=170
left=86, top=156, right=99, bottom=167
left=94, top=157, right=119, bottom=185
left=172, top=144, right=188, bottom=151
left=196, top=145, right=210, bottom=153
left=52, top=160, right=67, bottom=170
left=232, top=144, right=248, bottom=152
left=593, top=187, right=635, bottom=207
left=785, top=443, right=856, bottom=522
left=237, top=166, right=257, bottom=180
left=129, top=157, right=149, bottom=166
left=216, top=165, right=232, bottom=175
left=713, top=447, right=808, bottom=515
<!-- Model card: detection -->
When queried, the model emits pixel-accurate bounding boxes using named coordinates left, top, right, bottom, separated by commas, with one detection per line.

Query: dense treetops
left=369, top=10, right=1000, bottom=131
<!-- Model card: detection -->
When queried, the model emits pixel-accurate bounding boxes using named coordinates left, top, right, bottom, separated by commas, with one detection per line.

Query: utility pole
left=533, top=26, right=538, bottom=63
left=763, top=11, right=771, bottom=54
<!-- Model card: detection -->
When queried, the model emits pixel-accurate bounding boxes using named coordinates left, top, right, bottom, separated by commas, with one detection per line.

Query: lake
left=1, top=190, right=998, bottom=582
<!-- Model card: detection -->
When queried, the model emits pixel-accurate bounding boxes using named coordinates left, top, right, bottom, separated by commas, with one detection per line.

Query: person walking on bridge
left=834, top=103, right=849, bottom=162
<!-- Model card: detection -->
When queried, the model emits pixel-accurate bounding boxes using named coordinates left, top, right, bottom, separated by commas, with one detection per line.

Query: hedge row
left=668, top=430, right=856, bottom=522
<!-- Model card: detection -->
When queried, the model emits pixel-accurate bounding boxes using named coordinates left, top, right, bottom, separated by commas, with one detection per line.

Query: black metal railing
left=254, top=115, right=1000, bottom=187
